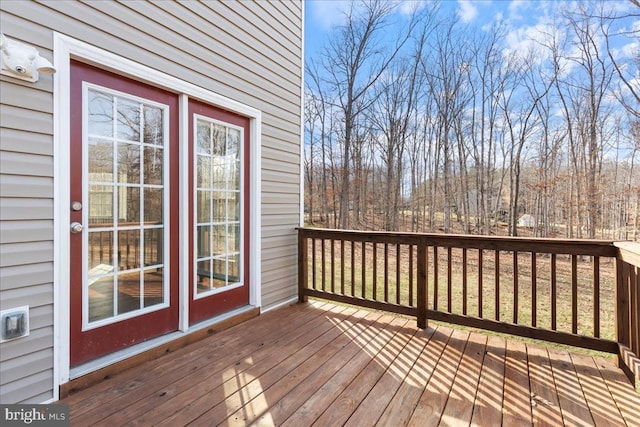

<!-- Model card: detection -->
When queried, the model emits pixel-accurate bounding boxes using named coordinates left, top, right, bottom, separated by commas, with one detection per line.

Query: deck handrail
left=614, top=241, right=640, bottom=388
left=298, top=227, right=640, bottom=388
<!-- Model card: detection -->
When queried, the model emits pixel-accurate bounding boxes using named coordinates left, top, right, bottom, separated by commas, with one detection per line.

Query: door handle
left=70, top=222, right=83, bottom=234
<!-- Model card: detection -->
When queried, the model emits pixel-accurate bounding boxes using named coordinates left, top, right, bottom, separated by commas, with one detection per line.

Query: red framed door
left=69, top=61, right=180, bottom=366
left=188, top=99, right=250, bottom=324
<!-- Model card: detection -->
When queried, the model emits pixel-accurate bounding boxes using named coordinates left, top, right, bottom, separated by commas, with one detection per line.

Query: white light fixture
left=0, top=32, right=56, bottom=82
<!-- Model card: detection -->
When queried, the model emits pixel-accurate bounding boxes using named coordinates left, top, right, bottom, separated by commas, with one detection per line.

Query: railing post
left=417, top=239, right=427, bottom=329
left=298, top=229, right=308, bottom=303
left=616, top=256, right=629, bottom=353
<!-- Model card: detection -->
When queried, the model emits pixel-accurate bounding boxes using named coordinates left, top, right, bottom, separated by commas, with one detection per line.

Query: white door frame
left=52, top=33, right=262, bottom=398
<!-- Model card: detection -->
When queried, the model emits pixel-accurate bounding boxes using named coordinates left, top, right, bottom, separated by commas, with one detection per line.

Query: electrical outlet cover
left=0, top=306, right=30, bottom=342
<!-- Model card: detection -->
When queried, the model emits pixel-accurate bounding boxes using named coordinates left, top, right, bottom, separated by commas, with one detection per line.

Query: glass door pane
left=194, top=118, right=242, bottom=297
left=86, top=86, right=168, bottom=326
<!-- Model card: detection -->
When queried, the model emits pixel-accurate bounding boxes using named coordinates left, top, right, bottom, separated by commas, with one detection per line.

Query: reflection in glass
left=88, top=231, right=114, bottom=270
left=212, top=257, right=226, bottom=285
left=232, top=160, right=240, bottom=189
left=195, top=118, right=243, bottom=294
left=197, top=225, right=210, bottom=258
left=212, top=225, right=226, bottom=255
left=228, top=254, right=240, bottom=282
left=228, top=225, right=240, bottom=253
left=88, top=275, right=114, bottom=322
left=118, top=143, right=140, bottom=184
left=197, top=156, right=211, bottom=188
left=197, top=191, right=211, bottom=223
left=144, top=106, right=163, bottom=145
left=117, top=98, right=140, bottom=141
left=143, top=268, right=164, bottom=307
left=225, top=161, right=238, bottom=190
left=144, top=188, right=163, bottom=224
left=196, top=260, right=210, bottom=292
left=144, top=229, right=163, bottom=266
left=117, top=271, right=141, bottom=315
left=227, top=128, right=240, bottom=156
left=89, top=185, right=113, bottom=227
left=197, top=121, right=211, bottom=154
left=88, top=90, right=113, bottom=137
left=85, top=87, right=168, bottom=324
left=228, top=193, right=240, bottom=221
left=213, top=198, right=225, bottom=223
left=118, top=230, right=140, bottom=270
left=88, top=139, right=113, bottom=175
left=213, top=124, right=225, bottom=155
left=144, top=146, right=163, bottom=185
left=118, top=187, right=140, bottom=225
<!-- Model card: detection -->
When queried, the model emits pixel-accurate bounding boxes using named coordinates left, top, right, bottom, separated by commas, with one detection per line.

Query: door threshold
left=61, top=305, right=260, bottom=398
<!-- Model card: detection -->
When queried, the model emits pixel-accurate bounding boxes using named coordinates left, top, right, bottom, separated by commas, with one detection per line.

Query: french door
left=69, top=61, right=252, bottom=366
left=69, top=61, right=179, bottom=366
left=188, top=99, right=250, bottom=325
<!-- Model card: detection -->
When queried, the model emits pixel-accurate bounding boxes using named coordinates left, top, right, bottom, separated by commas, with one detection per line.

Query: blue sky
left=304, top=0, right=638, bottom=62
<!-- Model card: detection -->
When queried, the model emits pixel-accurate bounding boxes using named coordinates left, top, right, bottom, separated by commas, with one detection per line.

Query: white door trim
left=52, top=33, right=262, bottom=396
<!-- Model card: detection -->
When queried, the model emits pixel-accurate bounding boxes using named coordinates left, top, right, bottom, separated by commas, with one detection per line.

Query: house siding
left=0, top=0, right=302, bottom=403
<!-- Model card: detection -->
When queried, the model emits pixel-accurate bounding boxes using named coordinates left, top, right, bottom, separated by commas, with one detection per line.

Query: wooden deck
left=61, top=301, right=640, bottom=426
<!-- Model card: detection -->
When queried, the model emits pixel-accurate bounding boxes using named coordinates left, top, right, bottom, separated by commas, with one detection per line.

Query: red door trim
left=69, top=61, right=180, bottom=366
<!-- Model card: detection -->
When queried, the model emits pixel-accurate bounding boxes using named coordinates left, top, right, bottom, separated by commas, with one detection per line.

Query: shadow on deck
left=61, top=300, right=639, bottom=426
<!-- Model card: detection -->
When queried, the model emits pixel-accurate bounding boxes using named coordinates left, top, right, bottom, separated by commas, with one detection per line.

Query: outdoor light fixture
left=0, top=32, right=56, bottom=82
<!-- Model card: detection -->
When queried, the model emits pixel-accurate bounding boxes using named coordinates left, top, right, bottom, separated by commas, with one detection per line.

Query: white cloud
left=457, top=0, right=478, bottom=23
left=397, top=0, right=430, bottom=16
left=308, top=0, right=351, bottom=30
left=507, top=0, right=526, bottom=21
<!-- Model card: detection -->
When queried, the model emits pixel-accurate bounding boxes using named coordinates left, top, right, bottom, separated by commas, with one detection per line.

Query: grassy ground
left=307, top=240, right=617, bottom=359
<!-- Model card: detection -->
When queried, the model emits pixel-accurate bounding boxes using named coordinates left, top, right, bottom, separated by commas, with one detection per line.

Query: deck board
left=375, top=326, right=451, bottom=426
left=250, top=311, right=386, bottom=426
left=280, top=316, right=410, bottom=426
left=60, top=302, right=640, bottom=426
left=502, top=339, right=533, bottom=425
left=571, top=353, right=629, bottom=426
left=470, top=335, right=506, bottom=426
left=406, top=329, right=470, bottom=426
left=548, top=349, right=594, bottom=426
left=528, top=345, right=564, bottom=425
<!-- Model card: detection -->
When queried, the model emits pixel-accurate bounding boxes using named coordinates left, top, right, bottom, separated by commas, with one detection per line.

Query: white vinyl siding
left=0, top=0, right=302, bottom=403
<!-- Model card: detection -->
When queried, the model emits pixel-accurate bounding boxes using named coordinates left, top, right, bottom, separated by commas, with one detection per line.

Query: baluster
left=433, top=246, right=439, bottom=311
left=409, top=245, right=414, bottom=306
left=384, top=243, right=389, bottom=303
left=340, top=239, right=345, bottom=295
left=330, top=239, right=335, bottom=293
left=447, top=247, right=452, bottom=313
left=311, top=238, right=316, bottom=290
left=593, top=256, right=600, bottom=338
left=417, top=240, right=427, bottom=329
left=572, top=254, right=578, bottom=334
left=551, top=253, right=557, bottom=330
left=495, top=250, right=500, bottom=322
left=531, top=252, right=537, bottom=327
left=350, top=241, right=355, bottom=296
left=361, top=241, right=366, bottom=298
left=321, top=238, right=326, bottom=292
left=513, top=251, right=518, bottom=324
left=372, top=242, right=377, bottom=300
left=478, top=249, right=483, bottom=318
left=396, top=244, right=401, bottom=305
left=462, top=248, right=467, bottom=316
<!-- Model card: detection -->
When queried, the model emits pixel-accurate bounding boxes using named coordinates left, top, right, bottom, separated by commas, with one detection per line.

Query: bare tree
left=318, top=0, right=420, bottom=229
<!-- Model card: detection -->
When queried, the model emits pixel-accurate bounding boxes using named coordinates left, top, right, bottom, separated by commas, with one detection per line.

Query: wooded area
left=304, top=0, right=640, bottom=240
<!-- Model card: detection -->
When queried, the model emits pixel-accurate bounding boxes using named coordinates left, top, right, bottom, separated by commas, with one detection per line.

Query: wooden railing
left=298, top=227, right=640, bottom=386
left=615, top=242, right=640, bottom=388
